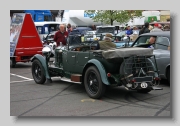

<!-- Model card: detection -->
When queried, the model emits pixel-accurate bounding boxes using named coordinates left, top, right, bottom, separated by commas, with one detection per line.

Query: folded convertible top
left=101, top=47, right=153, bottom=59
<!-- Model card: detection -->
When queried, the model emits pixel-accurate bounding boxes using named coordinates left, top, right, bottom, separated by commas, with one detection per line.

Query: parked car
left=96, top=26, right=116, bottom=35
left=69, top=27, right=92, bottom=35
left=30, top=34, right=162, bottom=99
left=35, top=22, right=60, bottom=40
left=84, top=31, right=98, bottom=41
left=149, top=22, right=170, bottom=28
left=131, top=31, right=170, bottom=83
left=114, top=41, right=134, bottom=48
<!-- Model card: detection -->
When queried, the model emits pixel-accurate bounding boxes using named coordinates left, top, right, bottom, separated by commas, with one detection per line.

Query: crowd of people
left=122, top=22, right=170, bottom=37
left=53, top=21, right=170, bottom=50
left=53, top=23, right=97, bottom=47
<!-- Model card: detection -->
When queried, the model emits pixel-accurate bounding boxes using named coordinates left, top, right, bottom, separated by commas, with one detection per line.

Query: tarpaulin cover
left=101, top=47, right=153, bottom=59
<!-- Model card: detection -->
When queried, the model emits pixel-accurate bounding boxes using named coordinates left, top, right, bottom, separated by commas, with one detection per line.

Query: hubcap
left=35, top=69, right=38, bottom=74
left=90, top=80, right=93, bottom=86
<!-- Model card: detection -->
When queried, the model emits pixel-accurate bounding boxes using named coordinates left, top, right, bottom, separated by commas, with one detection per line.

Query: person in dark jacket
left=54, top=24, right=68, bottom=47
left=139, top=22, right=150, bottom=35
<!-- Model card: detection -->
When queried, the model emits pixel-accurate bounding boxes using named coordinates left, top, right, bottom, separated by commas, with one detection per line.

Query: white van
left=34, top=22, right=61, bottom=40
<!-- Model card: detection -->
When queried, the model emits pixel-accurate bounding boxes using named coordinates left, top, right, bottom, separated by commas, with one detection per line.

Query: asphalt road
left=10, top=62, right=171, bottom=117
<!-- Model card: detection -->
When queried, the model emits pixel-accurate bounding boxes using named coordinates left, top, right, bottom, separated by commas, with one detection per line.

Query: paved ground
left=10, top=62, right=171, bottom=117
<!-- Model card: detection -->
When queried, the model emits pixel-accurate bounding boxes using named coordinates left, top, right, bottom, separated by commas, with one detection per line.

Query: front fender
left=84, top=59, right=110, bottom=85
left=31, top=54, right=51, bottom=79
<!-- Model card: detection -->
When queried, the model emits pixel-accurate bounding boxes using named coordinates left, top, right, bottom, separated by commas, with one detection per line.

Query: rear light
left=16, top=56, right=21, bottom=61
left=154, top=77, right=161, bottom=81
left=131, top=79, right=136, bottom=83
left=107, top=73, right=111, bottom=77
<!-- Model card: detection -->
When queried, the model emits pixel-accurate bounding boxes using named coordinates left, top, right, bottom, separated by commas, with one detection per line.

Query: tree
left=84, top=10, right=143, bottom=25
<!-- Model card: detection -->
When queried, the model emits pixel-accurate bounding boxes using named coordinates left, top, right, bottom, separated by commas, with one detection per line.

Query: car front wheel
left=32, top=59, right=46, bottom=84
left=84, top=66, right=106, bottom=99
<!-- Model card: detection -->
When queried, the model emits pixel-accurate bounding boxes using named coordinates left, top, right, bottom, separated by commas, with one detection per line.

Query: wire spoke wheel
left=87, top=72, right=99, bottom=94
left=84, top=66, right=106, bottom=99
left=32, top=59, right=46, bottom=84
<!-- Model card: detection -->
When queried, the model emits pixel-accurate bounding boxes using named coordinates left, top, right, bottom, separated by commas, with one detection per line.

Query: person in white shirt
left=150, top=23, right=163, bottom=32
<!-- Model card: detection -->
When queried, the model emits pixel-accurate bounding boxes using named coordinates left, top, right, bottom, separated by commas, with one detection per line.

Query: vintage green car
left=30, top=35, right=162, bottom=99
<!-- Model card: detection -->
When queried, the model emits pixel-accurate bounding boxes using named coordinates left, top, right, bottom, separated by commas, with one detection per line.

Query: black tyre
left=32, top=59, right=46, bottom=84
left=137, top=89, right=151, bottom=93
left=84, top=66, right=106, bottom=99
left=166, top=67, right=170, bottom=84
left=10, top=58, right=16, bottom=68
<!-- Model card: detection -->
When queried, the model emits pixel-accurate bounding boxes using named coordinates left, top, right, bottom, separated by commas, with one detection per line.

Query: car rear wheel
left=10, top=58, right=16, bottom=68
left=84, top=66, right=106, bottom=99
left=167, top=67, right=170, bottom=84
left=32, top=59, right=46, bottom=84
left=137, top=89, right=151, bottom=93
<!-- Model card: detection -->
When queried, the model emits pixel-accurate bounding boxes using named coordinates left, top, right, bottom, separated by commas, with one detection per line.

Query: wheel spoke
left=87, top=71, right=99, bottom=94
left=91, top=84, right=98, bottom=92
left=34, top=63, right=42, bottom=80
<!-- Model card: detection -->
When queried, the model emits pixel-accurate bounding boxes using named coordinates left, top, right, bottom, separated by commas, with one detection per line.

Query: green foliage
left=84, top=10, right=143, bottom=25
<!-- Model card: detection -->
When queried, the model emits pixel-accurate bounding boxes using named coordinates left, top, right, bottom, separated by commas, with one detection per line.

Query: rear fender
left=83, top=59, right=110, bottom=85
left=30, top=54, right=51, bottom=79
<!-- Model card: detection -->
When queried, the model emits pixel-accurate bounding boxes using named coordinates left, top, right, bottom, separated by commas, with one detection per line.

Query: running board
left=71, top=74, right=82, bottom=83
left=51, top=77, right=82, bottom=84
left=152, top=86, right=163, bottom=90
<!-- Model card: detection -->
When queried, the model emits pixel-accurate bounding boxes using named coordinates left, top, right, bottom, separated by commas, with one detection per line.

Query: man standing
left=126, top=26, right=133, bottom=36
left=150, top=23, right=163, bottom=32
left=54, top=24, right=68, bottom=47
left=139, top=22, right=150, bottom=35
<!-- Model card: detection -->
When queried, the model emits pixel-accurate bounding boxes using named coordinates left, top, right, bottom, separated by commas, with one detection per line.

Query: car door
left=66, top=51, right=77, bottom=73
left=75, top=51, right=89, bottom=73
left=153, top=36, right=170, bottom=77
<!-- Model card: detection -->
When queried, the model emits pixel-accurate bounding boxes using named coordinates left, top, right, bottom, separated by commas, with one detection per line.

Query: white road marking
left=10, top=73, right=33, bottom=80
left=10, top=74, right=82, bottom=84
left=10, top=79, right=33, bottom=84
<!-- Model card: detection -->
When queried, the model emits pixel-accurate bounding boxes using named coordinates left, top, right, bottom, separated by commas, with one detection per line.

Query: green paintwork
left=52, top=45, right=121, bottom=85
left=110, top=74, right=121, bottom=85
left=37, top=43, right=159, bottom=88
left=31, top=54, right=51, bottom=79
left=85, top=59, right=110, bottom=85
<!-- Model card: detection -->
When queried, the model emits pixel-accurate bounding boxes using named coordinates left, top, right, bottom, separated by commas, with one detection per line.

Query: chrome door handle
left=72, top=56, right=75, bottom=57
left=85, top=57, right=88, bottom=58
